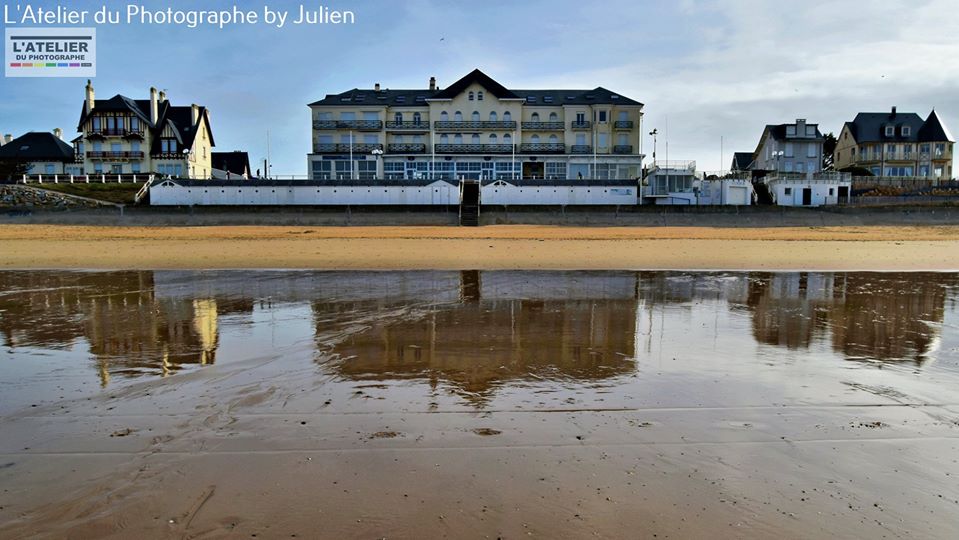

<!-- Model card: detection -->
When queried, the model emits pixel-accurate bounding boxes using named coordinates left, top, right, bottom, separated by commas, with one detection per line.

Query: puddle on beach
left=2, top=270, right=959, bottom=538
left=3, top=270, right=958, bottom=414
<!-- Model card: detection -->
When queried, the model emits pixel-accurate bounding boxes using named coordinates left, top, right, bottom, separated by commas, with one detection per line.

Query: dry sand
left=2, top=224, right=959, bottom=270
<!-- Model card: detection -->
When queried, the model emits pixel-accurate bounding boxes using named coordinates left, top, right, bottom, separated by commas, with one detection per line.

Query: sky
left=1, top=0, right=957, bottom=175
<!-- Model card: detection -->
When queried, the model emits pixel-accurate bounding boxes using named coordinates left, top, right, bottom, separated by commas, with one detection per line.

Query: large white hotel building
left=307, top=69, right=644, bottom=181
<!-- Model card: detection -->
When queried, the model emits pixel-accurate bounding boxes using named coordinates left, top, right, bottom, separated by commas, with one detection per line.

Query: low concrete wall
left=3, top=204, right=959, bottom=227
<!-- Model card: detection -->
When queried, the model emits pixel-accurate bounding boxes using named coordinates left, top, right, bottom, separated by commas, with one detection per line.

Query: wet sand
left=1, top=224, right=959, bottom=270
left=1, top=270, right=958, bottom=539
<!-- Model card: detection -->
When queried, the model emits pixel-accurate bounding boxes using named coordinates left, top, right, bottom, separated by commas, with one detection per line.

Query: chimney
left=84, top=79, right=94, bottom=112
left=891, top=106, right=897, bottom=117
left=191, top=103, right=199, bottom=126
left=429, top=76, right=436, bottom=91
left=159, top=89, right=167, bottom=102
left=150, top=87, right=159, bottom=124
left=53, top=128, right=63, bottom=140
left=374, top=82, right=381, bottom=92
left=3, top=134, right=12, bottom=145
left=796, top=118, right=806, bottom=136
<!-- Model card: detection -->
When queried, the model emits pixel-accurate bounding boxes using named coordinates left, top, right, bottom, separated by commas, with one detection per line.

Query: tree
left=0, top=160, right=29, bottom=182
left=822, top=132, right=837, bottom=171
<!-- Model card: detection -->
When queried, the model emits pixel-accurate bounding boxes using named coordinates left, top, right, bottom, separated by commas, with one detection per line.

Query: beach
left=2, top=224, right=959, bottom=270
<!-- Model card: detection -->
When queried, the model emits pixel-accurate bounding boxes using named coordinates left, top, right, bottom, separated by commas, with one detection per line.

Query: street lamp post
left=649, top=128, right=658, bottom=166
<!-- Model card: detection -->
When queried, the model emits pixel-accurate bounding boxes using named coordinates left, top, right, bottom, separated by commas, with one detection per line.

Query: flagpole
left=349, top=130, right=354, bottom=180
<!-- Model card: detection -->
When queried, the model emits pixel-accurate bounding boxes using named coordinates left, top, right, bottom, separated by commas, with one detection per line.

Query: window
left=935, top=143, right=945, bottom=157
left=576, top=112, right=586, bottom=123
left=887, top=144, right=896, bottom=155
left=531, top=135, right=540, bottom=143
left=795, top=162, right=805, bottom=173
left=454, top=134, right=463, bottom=144
left=412, top=135, right=423, bottom=143
left=829, top=188, right=834, bottom=196
left=472, top=111, right=480, bottom=122
left=340, top=112, right=355, bottom=121
left=454, top=111, right=463, bottom=122
left=130, top=118, right=139, bottom=132
left=549, top=134, right=559, bottom=143
left=363, top=134, right=378, bottom=144
left=545, top=162, right=567, bottom=179
left=317, top=112, right=333, bottom=121
left=618, top=111, right=628, bottom=121
left=363, top=111, right=378, bottom=121
left=340, top=134, right=352, bottom=144
left=472, top=134, right=480, bottom=144
left=885, top=125, right=894, bottom=137
left=617, top=133, right=628, bottom=145
left=477, top=91, right=484, bottom=101
left=902, top=126, right=911, bottom=137
left=904, top=144, right=913, bottom=156
left=92, top=117, right=100, bottom=130
left=44, top=164, right=55, bottom=174
left=784, top=143, right=794, bottom=158
left=132, top=162, right=141, bottom=173
left=93, top=142, right=102, bottom=152
left=575, top=134, right=586, bottom=145
left=131, top=141, right=140, bottom=152
left=489, top=111, right=497, bottom=122
left=503, top=133, right=512, bottom=145
left=784, top=187, right=792, bottom=195
left=598, top=133, right=608, bottom=147
left=468, top=91, right=474, bottom=101
left=786, top=126, right=796, bottom=136
left=489, top=134, right=497, bottom=143
left=394, top=112, right=403, bottom=124
left=549, top=112, right=558, bottom=122
left=440, top=111, right=449, bottom=122
left=531, top=112, right=540, bottom=122
left=440, top=134, right=449, bottom=144
left=413, top=112, right=421, bottom=125
left=806, top=126, right=816, bottom=136
left=806, top=144, right=817, bottom=158
left=598, top=111, right=608, bottom=123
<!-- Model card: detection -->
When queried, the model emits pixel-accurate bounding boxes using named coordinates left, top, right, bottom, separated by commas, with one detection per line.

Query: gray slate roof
left=308, top=69, right=642, bottom=107
left=844, top=109, right=953, bottom=143
left=0, top=132, right=74, bottom=161
left=731, top=152, right=754, bottom=171
left=212, top=151, right=252, bottom=176
left=77, top=95, right=215, bottom=154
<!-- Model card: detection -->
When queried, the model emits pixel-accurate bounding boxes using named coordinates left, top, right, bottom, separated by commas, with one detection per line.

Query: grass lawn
left=35, top=182, right=143, bottom=205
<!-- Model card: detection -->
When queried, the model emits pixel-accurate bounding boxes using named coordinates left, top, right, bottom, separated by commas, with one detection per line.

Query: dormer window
left=161, top=139, right=177, bottom=153
left=786, top=126, right=796, bottom=136
left=902, top=126, right=911, bottom=137
left=885, top=125, right=895, bottom=137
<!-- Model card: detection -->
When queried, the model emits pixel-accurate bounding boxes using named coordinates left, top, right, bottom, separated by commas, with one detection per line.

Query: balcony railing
left=571, top=121, right=592, bottom=130
left=521, top=121, right=565, bottom=131
left=613, top=121, right=634, bottom=129
left=385, top=121, right=429, bottom=130
left=313, top=143, right=384, bottom=153
left=387, top=143, right=427, bottom=153
left=434, top=143, right=514, bottom=154
left=86, top=151, right=144, bottom=159
left=570, top=145, right=592, bottom=154
left=519, top=143, right=565, bottom=154
left=434, top=121, right=517, bottom=130
left=153, top=152, right=183, bottom=160
left=613, top=145, right=634, bottom=154
left=313, top=120, right=383, bottom=131
left=87, top=128, right=145, bottom=138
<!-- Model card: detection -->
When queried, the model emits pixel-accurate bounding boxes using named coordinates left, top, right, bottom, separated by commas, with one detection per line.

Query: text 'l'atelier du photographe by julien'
left=3, top=4, right=356, bottom=29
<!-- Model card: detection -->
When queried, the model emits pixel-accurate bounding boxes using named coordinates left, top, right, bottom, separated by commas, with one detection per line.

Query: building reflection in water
left=741, top=272, right=958, bottom=364
left=1, top=270, right=956, bottom=390
left=326, top=271, right=639, bottom=407
left=0, top=271, right=228, bottom=386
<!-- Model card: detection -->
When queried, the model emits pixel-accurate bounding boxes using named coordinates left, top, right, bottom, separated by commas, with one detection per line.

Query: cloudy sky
left=2, top=0, right=957, bottom=174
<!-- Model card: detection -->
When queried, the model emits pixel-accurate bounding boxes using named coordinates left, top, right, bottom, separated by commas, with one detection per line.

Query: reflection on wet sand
left=742, top=272, right=958, bottom=363
left=330, top=272, right=638, bottom=407
left=1, top=270, right=958, bottom=392
left=0, top=272, right=231, bottom=385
